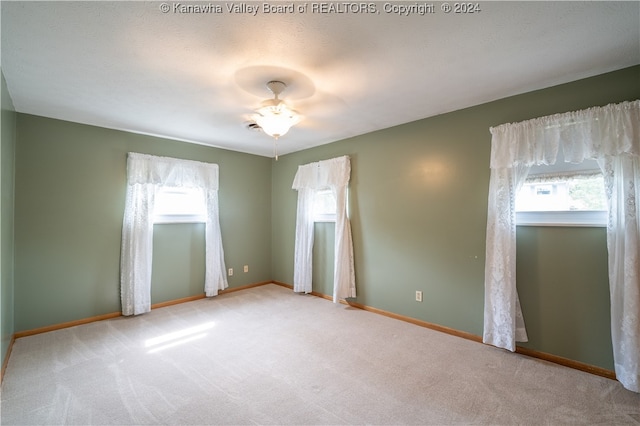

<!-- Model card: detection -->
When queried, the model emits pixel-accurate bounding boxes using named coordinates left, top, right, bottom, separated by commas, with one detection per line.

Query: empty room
left=1, top=1, right=639, bottom=424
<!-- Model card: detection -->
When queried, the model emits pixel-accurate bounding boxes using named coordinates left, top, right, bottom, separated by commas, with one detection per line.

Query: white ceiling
left=2, top=1, right=639, bottom=157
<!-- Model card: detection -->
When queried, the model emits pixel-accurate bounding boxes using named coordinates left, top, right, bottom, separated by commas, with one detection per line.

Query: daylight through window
left=516, top=172, right=606, bottom=211
left=153, top=186, right=207, bottom=224
left=515, top=164, right=607, bottom=227
left=314, top=188, right=337, bottom=222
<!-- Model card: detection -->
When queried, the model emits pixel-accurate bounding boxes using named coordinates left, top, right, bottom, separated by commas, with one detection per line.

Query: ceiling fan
left=252, top=80, right=301, bottom=159
left=234, top=66, right=345, bottom=158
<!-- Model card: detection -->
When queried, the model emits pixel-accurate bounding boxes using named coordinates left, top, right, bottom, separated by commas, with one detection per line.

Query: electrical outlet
left=415, top=291, right=423, bottom=302
left=228, top=268, right=233, bottom=276
left=244, top=265, right=249, bottom=273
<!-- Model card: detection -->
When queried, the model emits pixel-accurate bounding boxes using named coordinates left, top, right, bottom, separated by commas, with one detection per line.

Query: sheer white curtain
left=292, top=156, right=356, bottom=302
left=120, top=153, right=228, bottom=316
left=484, top=100, right=640, bottom=392
left=599, top=154, right=640, bottom=392
left=483, top=164, right=530, bottom=351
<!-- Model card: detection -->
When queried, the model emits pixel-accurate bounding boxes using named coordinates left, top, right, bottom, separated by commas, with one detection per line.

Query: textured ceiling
left=2, top=1, right=639, bottom=157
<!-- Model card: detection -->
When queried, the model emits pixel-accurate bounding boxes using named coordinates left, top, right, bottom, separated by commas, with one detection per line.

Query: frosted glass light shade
left=254, top=101, right=300, bottom=139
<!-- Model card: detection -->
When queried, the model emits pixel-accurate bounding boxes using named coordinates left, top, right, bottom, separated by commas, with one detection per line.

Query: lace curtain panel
left=120, top=153, right=228, bottom=316
left=483, top=164, right=530, bottom=351
left=599, top=154, right=640, bottom=393
left=292, top=155, right=356, bottom=302
left=484, top=100, right=640, bottom=392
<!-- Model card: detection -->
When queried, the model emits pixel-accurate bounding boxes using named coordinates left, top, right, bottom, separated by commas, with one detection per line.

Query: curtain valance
left=490, top=100, right=640, bottom=168
left=127, top=153, right=219, bottom=189
left=292, top=155, right=351, bottom=190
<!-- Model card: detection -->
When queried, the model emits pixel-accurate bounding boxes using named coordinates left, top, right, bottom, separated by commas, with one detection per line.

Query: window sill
left=516, top=211, right=607, bottom=227
left=314, top=214, right=336, bottom=223
left=153, top=215, right=206, bottom=224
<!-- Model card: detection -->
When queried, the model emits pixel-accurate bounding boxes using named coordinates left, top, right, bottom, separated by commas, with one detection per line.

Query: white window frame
left=516, top=210, right=607, bottom=227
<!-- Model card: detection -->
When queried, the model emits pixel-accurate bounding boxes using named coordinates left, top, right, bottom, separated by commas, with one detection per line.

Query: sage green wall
left=151, top=223, right=206, bottom=304
left=14, top=114, right=272, bottom=332
left=1, top=70, right=16, bottom=370
left=312, top=223, right=335, bottom=297
left=516, top=226, right=610, bottom=367
left=272, top=65, right=640, bottom=371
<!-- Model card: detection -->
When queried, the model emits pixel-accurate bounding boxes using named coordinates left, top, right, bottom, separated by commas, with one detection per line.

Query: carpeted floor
left=1, top=283, right=639, bottom=425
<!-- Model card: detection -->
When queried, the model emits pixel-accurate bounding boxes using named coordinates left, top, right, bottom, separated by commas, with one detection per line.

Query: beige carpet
left=1, top=283, right=639, bottom=425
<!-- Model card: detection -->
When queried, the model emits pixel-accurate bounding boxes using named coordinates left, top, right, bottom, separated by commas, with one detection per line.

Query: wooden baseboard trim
left=274, top=281, right=617, bottom=383
left=220, top=280, right=274, bottom=294
left=14, top=281, right=275, bottom=339
left=515, top=345, right=616, bottom=380
left=151, top=294, right=206, bottom=309
left=1, top=334, right=16, bottom=384
left=345, top=300, right=483, bottom=343
left=150, top=281, right=276, bottom=309
left=271, top=280, right=293, bottom=290
left=14, top=311, right=123, bottom=339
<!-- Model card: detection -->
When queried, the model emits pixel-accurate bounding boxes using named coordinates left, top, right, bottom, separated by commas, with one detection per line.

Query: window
left=515, top=159, right=607, bottom=227
left=153, top=186, right=207, bottom=224
left=313, top=188, right=337, bottom=222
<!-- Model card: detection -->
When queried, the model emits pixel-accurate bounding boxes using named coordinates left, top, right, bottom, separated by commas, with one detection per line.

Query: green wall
left=271, top=65, right=640, bottom=371
left=312, top=222, right=335, bottom=297
left=14, top=115, right=272, bottom=331
left=1, top=69, right=17, bottom=371
left=151, top=223, right=206, bottom=304
left=516, top=226, right=611, bottom=367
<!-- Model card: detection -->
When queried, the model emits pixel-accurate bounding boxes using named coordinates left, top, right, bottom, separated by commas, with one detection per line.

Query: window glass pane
left=314, top=189, right=337, bottom=222
left=154, top=187, right=206, bottom=223
left=516, top=173, right=606, bottom=212
left=515, top=161, right=607, bottom=227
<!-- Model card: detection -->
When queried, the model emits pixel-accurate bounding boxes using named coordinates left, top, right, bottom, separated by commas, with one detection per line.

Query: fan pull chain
left=274, top=138, right=279, bottom=161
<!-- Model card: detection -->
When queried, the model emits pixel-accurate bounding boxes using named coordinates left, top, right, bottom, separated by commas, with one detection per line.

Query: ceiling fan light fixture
left=254, top=101, right=300, bottom=139
left=252, top=80, right=301, bottom=140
